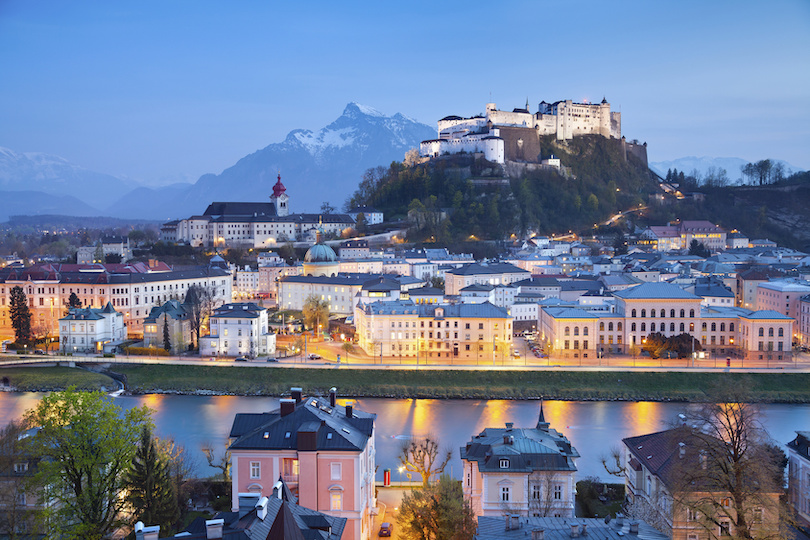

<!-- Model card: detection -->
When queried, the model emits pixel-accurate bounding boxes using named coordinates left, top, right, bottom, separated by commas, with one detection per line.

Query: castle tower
left=270, top=173, right=289, bottom=217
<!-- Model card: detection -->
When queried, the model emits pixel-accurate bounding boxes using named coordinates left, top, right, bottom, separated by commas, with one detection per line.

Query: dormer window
left=499, top=459, right=510, bottom=469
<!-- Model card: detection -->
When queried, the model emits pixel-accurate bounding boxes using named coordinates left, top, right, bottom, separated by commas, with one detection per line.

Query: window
left=758, top=328, right=764, bottom=337
left=778, top=327, right=783, bottom=337
left=583, top=327, right=588, bottom=336
left=501, top=487, right=510, bottom=502
left=331, top=492, right=342, bottom=511
left=651, top=322, right=656, bottom=332
left=608, top=322, right=614, bottom=331
left=690, top=309, right=695, bottom=318
left=631, top=309, right=637, bottom=318
left=641, top=309, right=646, bottom=318
left=331, top=462, right=341, bottom=480
left=599, top=322, right=605, bottom=331
left=719, top=521, right=730, bottom=536
left=573, top=327, right=579, bottom=336
left=631, top=322, right=636, bottom=332
left=553, top=485, right=562, bottom=500
left=499, top=459, right=510, bottom=468
left=532, top=484, right=541, bottom=500
left=565, top=326, right=570, bottom=336
left=651, top=309, right=656, bottom=317
left=14, top=462, right=28, bottom=473
left=670, top=323, right=675, bottom=332
left=711, top=322, right=716, bottom=331
left=680, top=309, right=685, bottom=318
left=250, top=461, right=260, bottom=479
left=641, top=323, right=646, bottom=332
left=670, top=309, right=676, bottom=318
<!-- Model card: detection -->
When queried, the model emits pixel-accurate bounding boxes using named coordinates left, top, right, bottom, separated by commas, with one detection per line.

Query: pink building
left=228, top=388, right=376, bottom=540
left=756, top=280, right=810, bottom=338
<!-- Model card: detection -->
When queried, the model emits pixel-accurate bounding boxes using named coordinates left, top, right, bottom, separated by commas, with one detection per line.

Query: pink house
left=229, top=388, right=376, bottom=540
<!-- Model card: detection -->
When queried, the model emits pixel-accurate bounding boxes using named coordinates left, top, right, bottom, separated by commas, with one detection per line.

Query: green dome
left=304, top=243, right=337, bottom=263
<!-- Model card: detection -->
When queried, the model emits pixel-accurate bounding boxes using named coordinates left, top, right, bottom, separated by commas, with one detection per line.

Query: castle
left=160, top=174, right=355, bottom=248
left=420, top=98, right=621, bottom=164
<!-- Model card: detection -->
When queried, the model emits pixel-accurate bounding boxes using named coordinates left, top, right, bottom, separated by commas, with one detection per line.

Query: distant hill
left=111, top=103, right=436, bottom=220
left=0, top=190, right=100, bottom=222
left=650, top=156, right=802, bottom=183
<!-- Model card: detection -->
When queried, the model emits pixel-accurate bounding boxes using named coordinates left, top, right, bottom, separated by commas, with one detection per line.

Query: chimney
left=279, top=398, right=296, bottom=417
left=134, top=522, right=160, bottom=540
left=570, top=522, right=580, bottom=537
left=679, top=442, right=686, bottom=458
left=581, top=523, right=587, bottom=535
left=291, top=387, right=303, bottom=403
left=255, top=496, right=269, bottom=521
left=615, top=514, right=624, bottom=526
left=505, top=422, right=513, bottom=430
left=205, top=518, right=224, bottom=540
left=238, top=493, right=261, bottom=518
left=531, top=529, right=545, bottom=540
left=629, top=520, right=639, bottom=534
left=510, top=514, right=520, bottom=530
left=346, top=404, right=353, bottom=418
left=329, top=387, right=337, bottom=407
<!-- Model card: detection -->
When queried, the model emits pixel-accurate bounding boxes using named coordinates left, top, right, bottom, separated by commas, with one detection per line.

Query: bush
left=103, top=353, right=115, bottom=358
left=123, top=346, right=170, bottom=356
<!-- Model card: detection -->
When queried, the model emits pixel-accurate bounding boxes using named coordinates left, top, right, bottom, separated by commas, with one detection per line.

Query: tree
left=128, top=229, right=147, bottom=246
left=184, top=284, right=216, bottom=349
left=201, top=441, right=231, bottom=483
left=689, top=239, right=710, bottom=258
left=104, top=253, right=123, bottom=264
left=0, top=419, right=38, bottom=538
left=613, top=232, right=628, bottom=255
left=302, top=295, right=330, bottom=335
left=68, top=292, right=82, bottom=309
left=397, top=474, right=477, bottom=540
left=162, top=317, right=171, bottom=352
left=156, top=437, right=196, bottom=531
left=429, top=276, right=445, bottom=290
left=642, top=332, right=669, bottom=359
left=9, top=286, right=31, bottom=346
left=354, top=212, right=368, bottom=233
left=399, top=435, right=452, bottom=488
left=93, top=241, right=104, bottom=263
left=24, top=388, right=151, bottom=539
left=670, top=380, right=787, bottom=540
left=278, top=243, right=297, bottom=265
left=124, top=426, right=179, bottom=532
left=320, top=202, right=336, bottom=215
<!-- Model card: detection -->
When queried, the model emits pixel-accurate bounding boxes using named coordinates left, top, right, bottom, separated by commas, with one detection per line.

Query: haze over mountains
left=0, top=104, right=804, bottom=223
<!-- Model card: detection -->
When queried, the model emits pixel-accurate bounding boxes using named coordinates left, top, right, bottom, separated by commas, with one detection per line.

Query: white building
left=59, top=303, right=126, bottom=353
left=199, top=302, right=276, bottom=358
left=234, top=266, right=260, bottom=299
left=788, top=431, right=810, bottom=529
left=347, top=206, right=384, bottom=225
left=76, top=236, right=133, bottom=264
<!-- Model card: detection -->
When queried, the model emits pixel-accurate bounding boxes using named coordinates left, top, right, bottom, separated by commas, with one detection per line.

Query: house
left=137, top=480, right=346, bottom=539
left=346, top=206, right=383, bottom=226
left=787, top=431, right=810, bottom=528
left=200, top=302, right=275, bottom=358
left=59, top=302, right=125, bottom=353
left=228, top=388, right=375, bottom=540
left=143, top=299, right=191, bottom=353
left=460, top=403, right=579, bottom=518
left=444, top=263, right=530, bottom=296
left=622, top=427, right=781, bottom=540
left=76, top=235, right=133, bottom=264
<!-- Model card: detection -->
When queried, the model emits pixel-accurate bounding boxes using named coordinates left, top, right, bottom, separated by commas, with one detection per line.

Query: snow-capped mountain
left=650, top=156, right=802, bottom=183
left=113, top=102, right=435, bottom=220
left=0, top=147, right=137, bottom=210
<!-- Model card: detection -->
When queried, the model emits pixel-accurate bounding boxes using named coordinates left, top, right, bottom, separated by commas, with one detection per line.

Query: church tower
left=270, top=173, right=289, bottom=217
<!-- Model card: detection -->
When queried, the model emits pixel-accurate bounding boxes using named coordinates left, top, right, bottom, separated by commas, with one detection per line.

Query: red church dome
left=272, top=173, right=286, bottom=197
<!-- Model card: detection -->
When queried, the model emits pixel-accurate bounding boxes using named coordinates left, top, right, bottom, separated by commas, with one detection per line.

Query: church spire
left=536, top=398, right=550, bottom=431
left=525, top=97, right=530, bottom=112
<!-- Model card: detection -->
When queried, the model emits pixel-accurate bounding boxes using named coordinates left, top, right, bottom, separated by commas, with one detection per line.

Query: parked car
left=379, top=522, right=392, bottom=537
left=235, top=357, right=248, bottom=362
left=33, top=350, right=47, bottom=355
left=307, top=353, right=322, bottom=360
left=266, top=357, right=278, bottom=362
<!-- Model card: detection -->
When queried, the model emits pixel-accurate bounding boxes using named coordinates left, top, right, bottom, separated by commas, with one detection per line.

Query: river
left=1, top=392, right=807, bottom=482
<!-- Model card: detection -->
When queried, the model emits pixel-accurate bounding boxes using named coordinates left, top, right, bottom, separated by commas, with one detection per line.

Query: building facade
left=59, top=303, right=125, bottom=353
left=199, top=302, right=275, bottom=358
left=788, top=431, right=810, bottom=528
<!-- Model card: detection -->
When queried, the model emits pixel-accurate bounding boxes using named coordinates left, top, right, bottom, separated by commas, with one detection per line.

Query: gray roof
left=212, top=303, right=266, bottom=319
left=476, top=516, right=669, bottom=540
left=446, top=262, right=528, bottom=276
left=613, top=282, right=700, bottom=300
left=229, top=395, right=375, bottom=453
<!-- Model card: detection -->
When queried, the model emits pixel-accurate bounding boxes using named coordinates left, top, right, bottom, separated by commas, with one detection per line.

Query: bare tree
left=184, top=284, right=217, bottom=349
left=528, top=471, right=561, bottom=517
left=399, top=435, right=452, bottom=488
left=201, top=441, right=231, bottom=484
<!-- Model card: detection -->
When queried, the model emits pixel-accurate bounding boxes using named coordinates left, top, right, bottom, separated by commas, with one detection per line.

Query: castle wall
left=497, top=126, right=543, bottom=163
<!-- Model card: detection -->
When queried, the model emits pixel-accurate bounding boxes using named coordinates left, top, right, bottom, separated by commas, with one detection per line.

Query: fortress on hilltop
left=420, top=98, right=622, bottom=164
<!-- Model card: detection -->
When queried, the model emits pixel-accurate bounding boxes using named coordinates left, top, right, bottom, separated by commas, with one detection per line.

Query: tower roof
left=272, top=173, right=287, bottom=198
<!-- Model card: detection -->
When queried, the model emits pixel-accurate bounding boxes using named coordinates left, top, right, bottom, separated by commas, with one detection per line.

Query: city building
left=76, top=235, right=133, bottom=264
left=338, top=240, right=370, bottom=260
left=354, top=299, right=512, bottom=361
left=640, top=221, right=727, bottom=252
left=444, top=262, right=530, bottom=296
left=346, top=206, right=383, bottom=226
left=623, top=427, right=781, bottom=540
left=143, top=299, right=191, bottom=353
left=142, top=482, right=347, bottom=540
left=460, top=403, right=579, bottom=518
left=800, top=294, right=810, bottom=348
left=228, top=388, right=375, bottom=540
left=735, top=268, right=784, bottom=309
left=58, top=302, right=125, bottom=353
left=787, top=431, right=810, bottom=529
left=200, top=302, right=275, bottom=358
left=756, top=280, right=810, bottom=336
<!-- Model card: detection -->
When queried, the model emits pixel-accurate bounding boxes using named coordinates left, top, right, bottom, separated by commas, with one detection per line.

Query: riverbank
left=3, top=364, right=810, bottom=402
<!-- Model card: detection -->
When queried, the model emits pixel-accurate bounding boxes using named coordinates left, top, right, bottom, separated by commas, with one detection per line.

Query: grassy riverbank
left=0, top=366, right=116, bottom=392
left=110, top=365, right=810, bottom=402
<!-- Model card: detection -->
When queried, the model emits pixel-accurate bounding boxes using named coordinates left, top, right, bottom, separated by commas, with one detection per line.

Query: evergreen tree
left=9, top=286, right=31, bottom=345
left=163, top=317, right=171, bottom=352
left=125, top=426, right=179, bottom=532
left=68, top=292, right=82, bottom=308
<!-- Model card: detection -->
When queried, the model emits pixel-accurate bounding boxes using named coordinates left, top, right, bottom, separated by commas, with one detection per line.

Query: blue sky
left=1, top=0, right=808, bottom=186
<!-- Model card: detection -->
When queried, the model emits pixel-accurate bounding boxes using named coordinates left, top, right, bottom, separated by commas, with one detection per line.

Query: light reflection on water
left=1, top=392, right=807, bottom=482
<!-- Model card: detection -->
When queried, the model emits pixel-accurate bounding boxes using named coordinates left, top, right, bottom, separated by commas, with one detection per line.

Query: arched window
left=641, top=323, right=646, bottom=332
left=680, top=309, right=685, bottom=318
left=574, top=327, right=580, bottom=336
left=690, top=309, right=695, bottom=318
left=778, top=327, right=784, bottom=337
left=768, top=327, right=774, bottom=337
left=711, top=322, right=716, bottom=331
left=670, top=309, right=676, bottom=318
left=720, top=323, right=725, bottom=332
left=599, top=322, right=605, bottom=331
left=583, top=327, right=589, bottom=336
left=617, top=322, right=623, bottom=331
left=680, top=322, right=685, bottom=332
left=565, top=326, right=570, bottom=336
left=670, top=323, right=675, bottom=332
left=631, top=309, right=637, bottom=318
left=758, top=328, right=764, bottom=337
left=702, top=322, right=707, bottom=331
left=651, top=322, right=656, bottom=332
left=651, top=309, right=656, bottom=318
left=608, top=322, right=614, bottom=331
left=729, top=323, right=735, bottom=332
left=641, top=309, right=647, bottom=318
left=631, top=322, right=636, bottom=332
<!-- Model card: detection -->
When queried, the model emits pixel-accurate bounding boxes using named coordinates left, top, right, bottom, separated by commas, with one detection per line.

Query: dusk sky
left=1, top=1, right=808, bottom=187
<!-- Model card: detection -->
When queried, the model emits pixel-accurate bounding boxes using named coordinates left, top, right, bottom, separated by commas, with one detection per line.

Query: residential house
left=228, top=388, right=375, bottom=540
left=787, top=431, right=810, bottom=528
left=143, top=299, right=191, bottom=353
left=460, top=403, right=579, bottom=518
left=59, top=302, right=125, bottom=353
left=200, top=302, right=275, bottom=358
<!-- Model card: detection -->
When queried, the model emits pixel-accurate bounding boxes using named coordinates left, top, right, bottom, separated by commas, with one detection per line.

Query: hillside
left=348, top=135, right=658, bottom=242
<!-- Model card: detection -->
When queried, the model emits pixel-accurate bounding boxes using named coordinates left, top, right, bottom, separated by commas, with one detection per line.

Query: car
left=307, top=353, right=322, bottom=360
left=512, top=351, right=521, bottom=358
left=235, top=357, right=248, bottom=362
left=266, top=357, right=278, bottom=362
left=379, top=522, right=392, bottom=537
left=33, top=350, right=47, bottom=355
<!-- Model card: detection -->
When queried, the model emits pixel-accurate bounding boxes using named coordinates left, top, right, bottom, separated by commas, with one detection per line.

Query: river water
left=1, top=392, right=807, bottom=482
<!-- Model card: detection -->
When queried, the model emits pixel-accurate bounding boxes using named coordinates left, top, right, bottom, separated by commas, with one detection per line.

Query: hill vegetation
left=347, top=135, right=657, bottom=242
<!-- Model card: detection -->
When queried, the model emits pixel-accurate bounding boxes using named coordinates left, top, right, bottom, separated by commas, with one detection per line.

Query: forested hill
left=346, top=135, right=658, bottom=242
